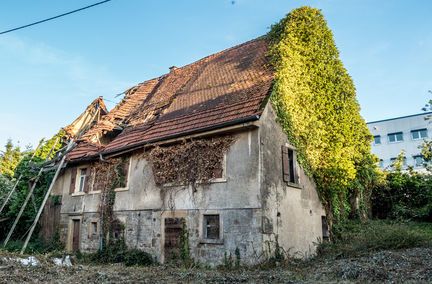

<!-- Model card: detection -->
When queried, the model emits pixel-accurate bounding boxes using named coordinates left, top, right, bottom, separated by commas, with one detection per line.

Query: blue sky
left=0, top=0, right=431, bottom=151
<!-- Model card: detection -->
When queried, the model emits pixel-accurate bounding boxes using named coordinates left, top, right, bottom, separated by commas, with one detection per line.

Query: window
left=282, top=146, right=298, bottom=184
left=88, top=221, right=98, bottom=239
left=413, top=155, right=424, bottom=167
left=411, top=129, right=428, bottom=140
left=388, top=132, right=403, bottom=143
left=114, top=157, right=130, bottom=189
left=203, top=215, right=220, bottom=239
left=69, top=167, right=90, bottom=194
left=321, top=216, right=330, bottom=241
left=111, top=219, right=124, bottom=240
left=373, top=135, right=381, bottom=145
left=78, top=168, right=87, bottom=192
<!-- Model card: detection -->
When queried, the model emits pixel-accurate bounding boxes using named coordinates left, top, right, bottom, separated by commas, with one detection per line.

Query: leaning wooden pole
left=3, top=139, right=58, bottom=247
left=0, top=139, right=44, bottom=214
left=21, top=140, right=74, bottom=254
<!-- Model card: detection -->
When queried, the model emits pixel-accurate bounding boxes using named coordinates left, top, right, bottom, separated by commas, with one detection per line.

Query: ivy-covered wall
left=268, top=7, right=379, bottom=224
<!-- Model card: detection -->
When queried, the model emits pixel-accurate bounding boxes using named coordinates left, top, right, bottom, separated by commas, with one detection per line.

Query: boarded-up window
left=203, top=215, right=220, bottom=239
left=282, top=146, right=298, bottom=184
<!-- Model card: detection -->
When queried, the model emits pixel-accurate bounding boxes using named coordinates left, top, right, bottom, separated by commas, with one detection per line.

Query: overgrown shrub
left=371, top=171, right=432, bottom=221
left=80, top=239, right=154, bottom=266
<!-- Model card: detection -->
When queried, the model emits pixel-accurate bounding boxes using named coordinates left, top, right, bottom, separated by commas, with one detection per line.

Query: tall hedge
left=268, top=7, right=378, bottom=224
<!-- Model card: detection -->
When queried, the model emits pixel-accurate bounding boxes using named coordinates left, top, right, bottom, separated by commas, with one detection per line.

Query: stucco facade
left=51, top=104, right=326, bottom=265
left=367, top=112, right=432, bottom=172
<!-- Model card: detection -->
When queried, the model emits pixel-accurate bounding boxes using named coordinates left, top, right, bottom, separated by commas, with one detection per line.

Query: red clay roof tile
left=68, top=37, right=273, bottom=161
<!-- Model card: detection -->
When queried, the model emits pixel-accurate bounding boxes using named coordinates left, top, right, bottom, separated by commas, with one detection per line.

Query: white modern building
left=367, top=112, right=432, bottom=171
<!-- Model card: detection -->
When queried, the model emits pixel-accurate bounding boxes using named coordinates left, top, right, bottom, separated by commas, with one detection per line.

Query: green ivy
left=0, top=130, right=67, bottom=240
left=268, top=7, right=378, bottom=224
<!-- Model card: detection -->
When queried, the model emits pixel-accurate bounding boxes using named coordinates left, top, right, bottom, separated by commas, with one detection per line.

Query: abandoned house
left=43, top=37, right=326, bottom=265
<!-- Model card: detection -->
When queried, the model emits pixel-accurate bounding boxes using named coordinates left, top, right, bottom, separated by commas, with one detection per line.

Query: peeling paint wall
left=56, top=130, right=264, bottom=265
left=258, top=103, right=325, bottom=258
left=52, top=105, right=325, bottom=264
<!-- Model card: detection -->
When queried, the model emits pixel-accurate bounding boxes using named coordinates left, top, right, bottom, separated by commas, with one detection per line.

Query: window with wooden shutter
left=282, top=146, right=298, bottom=185
left=78, top=168, right=88, bottom=192
left=69, top=168, right=77, bottom=194
left=83, top=167, right=92, bottom=193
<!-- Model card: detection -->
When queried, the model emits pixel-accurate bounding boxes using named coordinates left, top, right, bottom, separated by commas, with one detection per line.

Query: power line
left=0, top=0, right=112, bottom=35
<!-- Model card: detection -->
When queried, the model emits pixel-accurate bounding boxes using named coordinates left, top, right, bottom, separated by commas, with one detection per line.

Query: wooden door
left=164, top=218, right=184, bottom=262
left=72, top=220, right=80, bottom=252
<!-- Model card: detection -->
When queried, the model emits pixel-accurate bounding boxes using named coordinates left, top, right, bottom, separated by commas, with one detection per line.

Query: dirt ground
left=0, top=247, right=431, bottom=283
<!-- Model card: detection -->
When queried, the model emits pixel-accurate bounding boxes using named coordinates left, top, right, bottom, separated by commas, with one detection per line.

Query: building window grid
left=413, top=155, right=424, bottom=167
left=388, top=132, right=403, bottom=143
left=373, top=135, right=381, bottom=145
left=411, top=129, right=428, bottom=140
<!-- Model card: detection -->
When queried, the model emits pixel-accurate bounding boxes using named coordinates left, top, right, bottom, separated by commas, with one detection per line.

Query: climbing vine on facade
left=148, top=135, right=234, bottom=187
left=268, top=7, right=378, bottom=224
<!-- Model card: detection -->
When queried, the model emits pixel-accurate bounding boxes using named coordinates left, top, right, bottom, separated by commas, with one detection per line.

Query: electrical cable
left=0, top=0, right=112, bottom=35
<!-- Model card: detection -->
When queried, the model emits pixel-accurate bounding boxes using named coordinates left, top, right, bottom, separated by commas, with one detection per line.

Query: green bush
left=124, top=248, right=154, bottom=267
left=79, top=240, right=154, bottom=266
left=372, top=171, right=432, bottom=221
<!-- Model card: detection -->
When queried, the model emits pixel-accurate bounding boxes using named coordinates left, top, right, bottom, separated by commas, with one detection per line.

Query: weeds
left=317, top=220, right=432, bottom=258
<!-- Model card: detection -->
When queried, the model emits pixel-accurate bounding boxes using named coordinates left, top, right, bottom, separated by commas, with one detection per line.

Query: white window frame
left=72, top=166, right=88, bottom=196
left=388, top=132, right=404, bottom=143
left=411, top=129, right=428, bottom=140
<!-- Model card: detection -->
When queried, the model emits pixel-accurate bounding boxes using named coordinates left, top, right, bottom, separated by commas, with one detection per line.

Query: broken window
left=203, top=215, right=220, bottom=239
left=282, top=146, right=298, bottom=184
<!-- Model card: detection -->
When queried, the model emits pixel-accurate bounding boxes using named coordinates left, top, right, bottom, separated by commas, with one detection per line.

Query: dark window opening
left=411, top=129, right=428, bottom=140
left=321, top=216, right=330, bottom=241
left=203, top=215, right=220, bottom=239
left=282, top=146, right=298, bottom=184
left=373, top=135, right=381, bottom=145
left=388, top=132, right=403, bottom=143
left=112, top=219, right=124, bottom=240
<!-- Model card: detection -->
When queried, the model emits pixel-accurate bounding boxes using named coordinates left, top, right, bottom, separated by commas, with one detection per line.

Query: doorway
left=164, top=217, right=185, bottom=262
left=72, top=219, right=81, bottom=252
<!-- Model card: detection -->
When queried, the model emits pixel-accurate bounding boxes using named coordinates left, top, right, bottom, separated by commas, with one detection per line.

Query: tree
left=268, top=7, right=378, bottom=225
left=0, top=140, right=23, bottom=179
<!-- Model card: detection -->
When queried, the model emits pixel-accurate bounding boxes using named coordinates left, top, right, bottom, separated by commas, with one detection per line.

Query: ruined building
left=44, top=38, right=326, bottom=265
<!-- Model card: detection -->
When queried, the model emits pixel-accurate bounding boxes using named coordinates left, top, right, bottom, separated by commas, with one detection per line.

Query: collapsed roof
left=68, top=37, right=274, bottom=162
